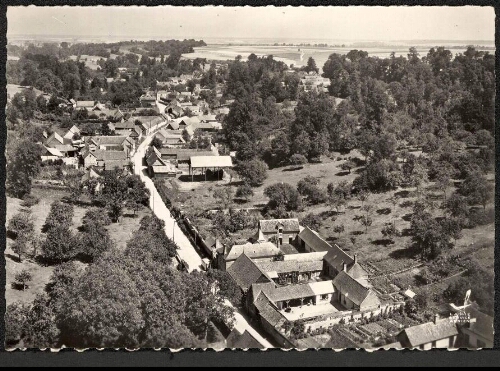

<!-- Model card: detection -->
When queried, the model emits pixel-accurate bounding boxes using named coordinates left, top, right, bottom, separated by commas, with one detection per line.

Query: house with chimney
left=254, top=219, right=301, bottom=246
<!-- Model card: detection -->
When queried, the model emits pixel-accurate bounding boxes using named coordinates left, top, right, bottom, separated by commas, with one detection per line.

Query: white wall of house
left=41, top=155, right=61, bottom=162
left=315, top=293, right=333, bottom=305
left=62, top=157, right=79, bottom=168
left=418, top=337, right=455, bottom=349
left=84, top=154, right=97, bottom=168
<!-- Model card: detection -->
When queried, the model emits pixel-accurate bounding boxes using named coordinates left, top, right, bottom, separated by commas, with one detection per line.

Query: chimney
left=354, top=254, right=358, bottom=264
left=434, top=314, right=439, bottom=325
left=343, top=262, right=347, bottom=272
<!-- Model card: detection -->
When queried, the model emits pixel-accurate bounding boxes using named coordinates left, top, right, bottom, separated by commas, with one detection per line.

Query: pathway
left=224, top=300, right=276, bottom=349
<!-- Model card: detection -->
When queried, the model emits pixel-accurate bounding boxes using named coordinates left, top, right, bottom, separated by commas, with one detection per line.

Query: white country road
left=132, top=124, right=204, bottom=272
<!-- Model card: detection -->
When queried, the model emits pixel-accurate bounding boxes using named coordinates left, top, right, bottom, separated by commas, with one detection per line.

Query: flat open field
left=183, top=45, right=495, bottom=72
left=5, top=185, right=149, bottom=306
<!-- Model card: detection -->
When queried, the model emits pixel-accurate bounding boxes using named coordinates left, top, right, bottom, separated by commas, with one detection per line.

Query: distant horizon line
left=7, top=34, right=495, bottom=43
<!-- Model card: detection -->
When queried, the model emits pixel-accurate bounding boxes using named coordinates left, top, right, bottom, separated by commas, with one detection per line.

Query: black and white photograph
left=3, top=5, right=495, bottom=351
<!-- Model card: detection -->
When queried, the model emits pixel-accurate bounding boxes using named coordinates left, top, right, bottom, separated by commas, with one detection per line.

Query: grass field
left=5, top=185, right=149, bottom=306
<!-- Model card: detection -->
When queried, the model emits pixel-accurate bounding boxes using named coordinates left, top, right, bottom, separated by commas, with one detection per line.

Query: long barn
left=189, top=155, right=233, bottom=181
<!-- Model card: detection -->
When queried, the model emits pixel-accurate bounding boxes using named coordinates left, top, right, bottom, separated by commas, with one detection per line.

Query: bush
left=289, top=153, right=308, bottom=168
left=235, top=183, right=254, bottom=202
left=21, top=194, right=40, bottom=207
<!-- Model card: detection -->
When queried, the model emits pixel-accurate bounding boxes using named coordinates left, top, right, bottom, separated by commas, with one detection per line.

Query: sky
left=7, top=6, right=496, bottom=42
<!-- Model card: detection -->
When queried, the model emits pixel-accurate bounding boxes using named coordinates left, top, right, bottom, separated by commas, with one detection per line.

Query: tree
left=82, top=208, right=112, bottom=228
left=358, top=204, right=374, bottom=232
left=41, top=226, right=78, bottom=264
left=12, top=232, right=35, bottom=262
left=8, top=211, right=34, bottom=239
left=62, top=171, right=85, bottom=202
left=151, top=137, right=163, bottom=149
left=46, top=262, right=83, bottom=315
left=15, top=269, right=33, bottom=291
left=94, top=170, right=129, bottom=222
left=23, top=294, right=60, bottom=348
left=444, top=193, right=469, bottom=219
left=410, top=205, right=450, bottom=259
left=291, top=92, right=336, bottom=160
left=125, top=175, right=150, bottom=216
left=328, top=180, right=351, bottom=201
left=235, top=183, right=254, bottom=202
left=381, top=224, right=399, bottom=243
left=297, top=176, right=327, bottom=205
left=356, top=189, right=369, bottom=207
left=333, top=224, right=345, bottom=236
left=78, top=222, right=114, bottom=263
left=297, top=175, right=319, bottom=195
left=304, top=57, right=319, bottom=74
left=354, top=159, right=400, bottom=192
left=5, top=302, right=29, bottom=346
left=11, top=90, right=37, bottom=120
left=213, top=187, right=234, bottom=210
left=43, top=201, right=74, bottom=232
left=328, top=193, right=347, bottom=214
left=181, top=128, right=191, bottom=143
left=301, top=213, right=322, bottom=231
left=264, top=183, right=302, bottom=215
left=236, top=159, right=268, bottom=187
left=55, top=255, right=145, bottom=347
left=341, top=160, right=356, bottom=174
left=407, top=161, right=428, bottom=194
left=359, top=215, right=373, bottom=232
left=459, top=172, right=494, bottom=211
left=7, top=140, right=42, bottom=198
left=441, top=217, right=463, bottom=244
left=206, top=269, right=243, bottom=307
left=434, top=164, right=453, bottom=200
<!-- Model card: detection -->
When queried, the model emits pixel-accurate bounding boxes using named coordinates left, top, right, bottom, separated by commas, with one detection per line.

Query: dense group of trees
left=5, top=211, right=235, bottom=348
left=7, top=52, right=90, bottom=98
left=6, top=39, right=208, bottom=111
left=220, top=47, right=494, bottom=199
